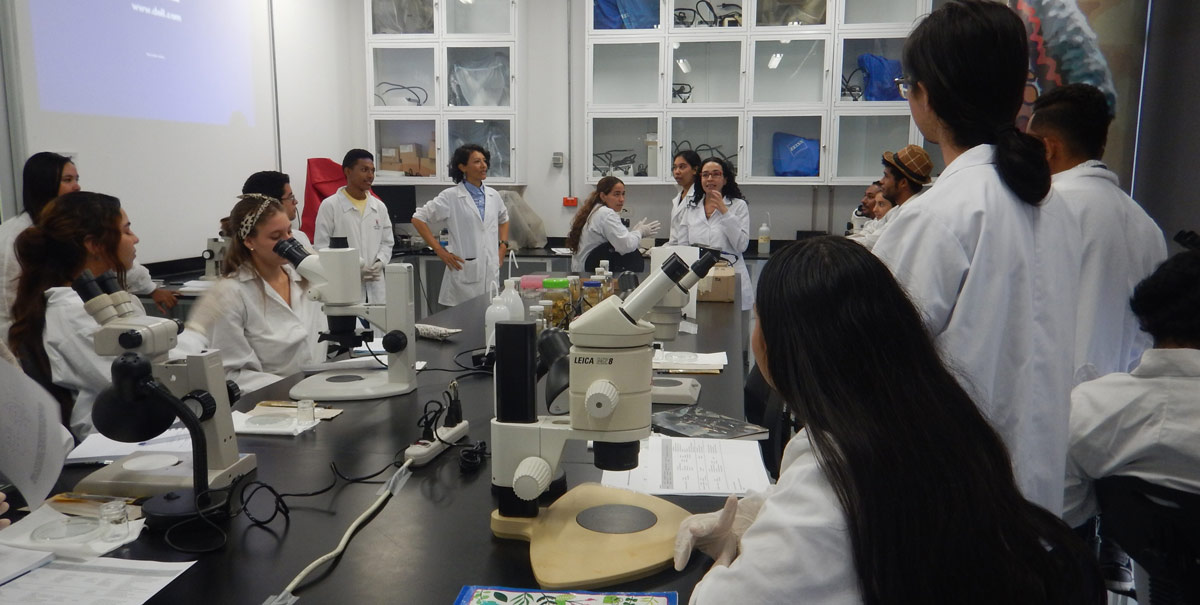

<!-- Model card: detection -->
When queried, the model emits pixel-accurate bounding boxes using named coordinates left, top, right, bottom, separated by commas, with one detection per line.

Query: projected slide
left=29, top=0, right=256, bottom=126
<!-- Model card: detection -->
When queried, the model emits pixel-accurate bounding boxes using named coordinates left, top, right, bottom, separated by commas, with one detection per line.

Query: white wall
left=271, top=2, right=869, bottom=245
left=273, top=1, right=368, bottom=225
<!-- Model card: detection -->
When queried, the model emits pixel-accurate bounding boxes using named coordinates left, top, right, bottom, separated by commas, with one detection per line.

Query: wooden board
left=491, top=483, right=692, bottom=590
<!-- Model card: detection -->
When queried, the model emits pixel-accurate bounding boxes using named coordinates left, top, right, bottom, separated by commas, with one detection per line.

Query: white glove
left=185, top=285, right=236, bottom=340
left=631, top=218, right=661, bottom=238
left=361, top=259, right=383, bottom=282
left=673, top=492, right=766, bottom=571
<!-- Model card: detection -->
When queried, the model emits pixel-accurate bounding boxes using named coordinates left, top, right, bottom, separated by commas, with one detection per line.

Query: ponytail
left=993, top=124, right=1051, bottom=206
left=566, top=176, right=623, bottom=252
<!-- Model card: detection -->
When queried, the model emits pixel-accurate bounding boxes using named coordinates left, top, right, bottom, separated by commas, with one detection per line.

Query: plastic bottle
left=501, top=278, right=524, bottom=323
left=757, top=221, right=771, bottom=254
left=484, top=296, right=508, bottom=348
left=438, top=228, right=450, bottom=249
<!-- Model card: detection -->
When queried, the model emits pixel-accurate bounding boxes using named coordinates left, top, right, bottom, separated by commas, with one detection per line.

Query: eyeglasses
left=700, top=172, right=724, bottom=179
left=895, top=77, right=913, bottom=100
left=281, top=194, right=297, bottom=203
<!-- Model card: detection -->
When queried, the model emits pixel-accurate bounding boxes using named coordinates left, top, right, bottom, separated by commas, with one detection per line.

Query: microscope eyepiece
left=691, top=249, right=720, bottom=278
left=329, top=236, right=350, bottom=249
left=273, top=237, right=310, bottom=266
left=660, top=254, right=690, bottom=283
left=71, top=269, right=105, bottom=303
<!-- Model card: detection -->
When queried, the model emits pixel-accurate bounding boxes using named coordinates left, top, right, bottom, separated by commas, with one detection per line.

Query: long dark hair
left=904, top=0, right=1050, bottom=206
left=565, top=176, right=623, bottom=252
left=698, top=157, right=745, bottom=205
left=10, top=192, right=125, bottom=422
left=755, top=237, right=1100, bottom=604
left=22, top=152, right=74, bottom=220
left=673, top=149, right=703, bottom=208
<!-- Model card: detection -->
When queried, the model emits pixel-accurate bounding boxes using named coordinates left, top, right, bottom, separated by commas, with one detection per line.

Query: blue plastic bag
left=857, top=53, right=904, bottom=101
left=772, top=132, right=820, bottom=177
left=595, top=0, right=658, bottom=29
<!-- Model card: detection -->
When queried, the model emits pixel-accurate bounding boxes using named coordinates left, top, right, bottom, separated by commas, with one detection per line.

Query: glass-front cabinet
left=366, top=0, right=519, bottom=184
left=586, top=0, right=929, bottom=185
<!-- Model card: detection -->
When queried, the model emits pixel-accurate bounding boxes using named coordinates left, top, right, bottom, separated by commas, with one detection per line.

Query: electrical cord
left=374, top=81, right=428, bottom=106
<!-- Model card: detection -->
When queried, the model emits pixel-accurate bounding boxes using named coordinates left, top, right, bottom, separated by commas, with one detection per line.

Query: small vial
left=296, top=399, right=316, bottom=427
left=99, top=500, right=128, bottom=541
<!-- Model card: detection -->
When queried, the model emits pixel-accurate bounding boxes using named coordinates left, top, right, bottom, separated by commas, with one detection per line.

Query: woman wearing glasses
left=668, top=156, right=752, bottom=311
left=872, top=0, right=1081, bottom=513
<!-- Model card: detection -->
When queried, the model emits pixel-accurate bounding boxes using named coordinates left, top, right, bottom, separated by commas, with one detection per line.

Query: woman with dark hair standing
left=566, top=176, right=660, bottom=273
left=667, top=150, right=702, bottom=245
left=872, top=0, right=1081, bottom=512
left=668, top=157, right=752, bottom=311
left=677, top=237, right=1100, bottom=604
left=8, top=192, right=141, bottom=438
left=412, top=144, right=510, bottom=306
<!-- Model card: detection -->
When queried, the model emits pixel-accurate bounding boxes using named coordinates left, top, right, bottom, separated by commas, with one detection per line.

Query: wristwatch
left=498, top=240, right=510, bottom=248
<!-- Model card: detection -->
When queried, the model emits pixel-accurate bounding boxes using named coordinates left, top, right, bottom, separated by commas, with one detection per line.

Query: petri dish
left=31, top=517, right=105, bottom=544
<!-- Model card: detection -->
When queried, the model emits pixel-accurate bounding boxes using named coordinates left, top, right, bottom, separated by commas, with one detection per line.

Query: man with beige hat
left=848, top=144, right=933, bottom=249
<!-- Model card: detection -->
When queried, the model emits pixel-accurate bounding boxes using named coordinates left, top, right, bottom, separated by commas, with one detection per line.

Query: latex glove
left=631, top=218, right=661, bottom=238
left=185, top=285, right=235, bottom=340
left=0, top=491, right=10, bottom=529
left=361, top=259, right=383, bottom=282
left=673, top=492, right=766, bottom=571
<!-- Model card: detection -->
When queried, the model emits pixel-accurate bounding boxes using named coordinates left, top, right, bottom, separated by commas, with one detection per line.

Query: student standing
left=411, top=144, right=510, bottom=307
left=668, top=157, right=753, bottom=311
left=314, top=149, right=395, bottom=305
left=872, top=0, right=1082, bottom=514
left=667, top=150, right=702, bottom=245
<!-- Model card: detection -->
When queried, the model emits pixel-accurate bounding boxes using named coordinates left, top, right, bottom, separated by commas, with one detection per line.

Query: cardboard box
left=419, top=157, right=437, bottom=175
left=379, top=160, right=404, bottom=173
left=380, top=147, right=399, bottom=161
left=697, top=264, right=736, bottom=303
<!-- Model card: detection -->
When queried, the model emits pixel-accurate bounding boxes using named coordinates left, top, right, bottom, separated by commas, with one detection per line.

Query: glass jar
left=567, top=275, right=582, bottom=312
left=592, top=275, right=613, bottom=300
left=519, top=274, right=548, bottom=304
left=581, top=280, right=603, bottom=313
left=542, top=278, right=573, bottom=329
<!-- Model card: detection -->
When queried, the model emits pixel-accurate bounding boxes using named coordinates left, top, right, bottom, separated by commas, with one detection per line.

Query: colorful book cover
left=455, top=586, right=678, bottom=605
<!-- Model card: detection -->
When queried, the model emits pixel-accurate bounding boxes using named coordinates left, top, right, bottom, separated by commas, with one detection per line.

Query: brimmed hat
left=882, top=144, right=933, bottom=185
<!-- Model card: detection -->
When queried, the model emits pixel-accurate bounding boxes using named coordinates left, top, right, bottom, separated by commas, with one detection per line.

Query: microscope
left=488, top=253, right=717, bottom=588
left=72, top=270, right=257, bottom=524
left=647, top=248, right=721, bottom=405
left=200, top=236, right=229, bottom=280
left=273, top=237, right=417, bottom=401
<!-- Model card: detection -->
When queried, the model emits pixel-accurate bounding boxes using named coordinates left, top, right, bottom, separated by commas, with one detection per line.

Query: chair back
left=744, top=364, right=798, bottom=479
left=583, top=243, right=645, bottom=273
left=1095, top=475, right=1200, bottom=604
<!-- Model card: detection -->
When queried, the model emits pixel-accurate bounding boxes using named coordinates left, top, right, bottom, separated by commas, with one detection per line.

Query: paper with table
left=652, top=350, right=727, bottom=371
left=602, top=434, right=771, bottom=496
left=0, top=556, right=193, bottom=603
left=0, top=505, right=145, bottom=559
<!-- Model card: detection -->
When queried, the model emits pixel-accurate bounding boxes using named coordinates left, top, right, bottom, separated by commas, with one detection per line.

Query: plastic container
left=519, top=274, right=549, bottom=304
left=542, top=278, right=573, bottom=328
left=757, top=222, right=771, bottom=254
left=501, top=278, right=525, bottom=324
left=485, top=296, right=509, bottom=347
left=567, top=275, right=582, bottom=311
left=592, top=275, right=613, bottom=300
left=527, top=304, right=544, bottom=322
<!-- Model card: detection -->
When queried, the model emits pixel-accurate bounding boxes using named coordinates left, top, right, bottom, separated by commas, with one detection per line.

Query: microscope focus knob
left=382, top=330, right=408, bottom=353
left=585, top=380, right=620, bottom=419
left=201, top=249, right=215, bottom=260
left=118, top=329, right=143, bottom=349
left=513, top=457, right=552, bottom=501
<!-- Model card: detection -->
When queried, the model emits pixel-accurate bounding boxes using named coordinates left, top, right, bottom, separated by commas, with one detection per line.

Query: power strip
left=404, top=420, right=471, bottom=466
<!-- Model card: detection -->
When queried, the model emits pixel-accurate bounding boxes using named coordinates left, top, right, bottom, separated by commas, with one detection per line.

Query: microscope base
left=490, top=483, right=691, bottom=590
left=289, top=369, right=416, bottom=401
left=74, top=452, right=258, bottom=499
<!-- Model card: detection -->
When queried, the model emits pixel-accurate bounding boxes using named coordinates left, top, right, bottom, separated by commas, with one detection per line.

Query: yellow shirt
left=345, top=188, right=368, bottom=216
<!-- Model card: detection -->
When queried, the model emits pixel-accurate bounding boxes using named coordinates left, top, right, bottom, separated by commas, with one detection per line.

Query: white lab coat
left=691, top=429, right=858, bottom=604
left=1063, top=348, right=1200, bottom=527
left=845, top=200, right=911, bottom=251
left=571, top=205, right=641, bottom=273
left=412, top=183, right=509, bottom=306
left=43, top=286, right=147, bottom=439
left=872, top=144, right=1082, bottom=514
left=667, top=188, right=698, bottom=246
left=314, top=187, right=395, bottom=305
left=668, top=196, right=753, bottom=311
left=290, top=227, right=313, bottom=252
left=202, top=265, right=328, bottom=393
left=0, top=212, right=157, bottom=346
left=1053, top=160, right=1166, bottom=382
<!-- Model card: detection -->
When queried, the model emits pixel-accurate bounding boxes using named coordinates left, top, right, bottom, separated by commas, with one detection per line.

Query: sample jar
left=542, top=278, right=573, bottom=328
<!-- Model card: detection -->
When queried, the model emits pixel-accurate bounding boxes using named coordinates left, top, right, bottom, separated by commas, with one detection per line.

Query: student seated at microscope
left=8, top=192, right=145, bottom=439
left=186, top=195, right=327, bottom=393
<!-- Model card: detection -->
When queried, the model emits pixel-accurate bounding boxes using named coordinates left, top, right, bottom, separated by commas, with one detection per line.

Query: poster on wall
left=1008, top=0, right=1149, bottom=191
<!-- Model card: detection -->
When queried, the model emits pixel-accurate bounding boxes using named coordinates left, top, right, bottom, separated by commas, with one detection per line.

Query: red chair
left=300, top=158, right=346, bottom=241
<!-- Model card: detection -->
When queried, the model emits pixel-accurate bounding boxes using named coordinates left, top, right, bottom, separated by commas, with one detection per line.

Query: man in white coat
left=314, top=149, right=395, bottom=306
left=411, top=144, right=509, bottom=307
left=243, top=170, right=313, bottom=251
left=1027, top=83, right=1167, bottom=382
left=848, top=145, right=932, bottom=250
